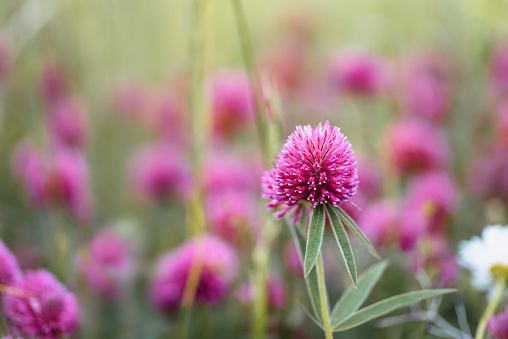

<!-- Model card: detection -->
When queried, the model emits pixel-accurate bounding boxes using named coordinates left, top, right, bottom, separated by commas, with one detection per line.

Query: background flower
left=2, top=270, right=80, bottom=339
left=458, top=225, right=508, bottom=290
left=150, top=235, right=238, bottom=312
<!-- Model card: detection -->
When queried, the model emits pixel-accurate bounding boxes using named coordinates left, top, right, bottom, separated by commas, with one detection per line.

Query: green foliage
left=325, top=204, right=358, bottom=287
left=288, top=220, right=324, bottom=323
left=331, top=260, right=389, bottom=326
left=303, top=204, right=326, bottom=277
left=333, top=289, right=456, bottom=332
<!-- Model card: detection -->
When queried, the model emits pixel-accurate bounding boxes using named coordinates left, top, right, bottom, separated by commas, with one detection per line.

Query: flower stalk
left=178, top=0, right=213, bottom=336
left=316, top=250, right=333, bottom=339
left=231, top=0, right=268, bottom=165
left=475, top=276, right=506, bottom=339
left=230, top=1, right=279, bottom=339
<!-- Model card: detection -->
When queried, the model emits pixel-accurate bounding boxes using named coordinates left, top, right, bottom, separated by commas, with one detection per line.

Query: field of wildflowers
left=1, top=0, right=508, bottom=338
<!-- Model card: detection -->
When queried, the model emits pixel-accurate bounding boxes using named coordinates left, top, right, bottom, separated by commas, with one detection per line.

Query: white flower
left=458, top=225, right=508, bottom=290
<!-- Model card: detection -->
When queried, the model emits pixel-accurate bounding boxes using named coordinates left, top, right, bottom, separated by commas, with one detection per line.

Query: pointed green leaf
left=304, top=205, right=326, bottom=277
left=331, top=260, right=389, bottom=327
left=287, top=222, right=323, bottom=323
left=333, top=206, right=380, bottom=259
left=325, top=205, right=357, bottom=287
left=333, top=289, right=456, bottom=332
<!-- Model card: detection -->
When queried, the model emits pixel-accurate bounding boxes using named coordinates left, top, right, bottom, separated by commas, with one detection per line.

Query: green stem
left=230, top=2, right=279, bottom=339
left=230, top=0, right=268, bottom=165
left=316, top=251, right=333, bottom=339
left=251, top=218, right=280, bottom=339
left=475, top=277, right=505, bottom=339
left=177, top=0, right=211, bottom=337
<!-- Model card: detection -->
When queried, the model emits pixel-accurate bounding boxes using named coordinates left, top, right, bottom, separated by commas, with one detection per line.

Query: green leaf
left=325, top=205, right=357, bottom=287
left=331, top=260, right=389, bottom=327
left=333, top=206, right=380, bottom=259
left=287, top=221, right=323, bottom=323
left=333, top=289, right=456, bottom=332
left=303, top=205, right=326, bottom=277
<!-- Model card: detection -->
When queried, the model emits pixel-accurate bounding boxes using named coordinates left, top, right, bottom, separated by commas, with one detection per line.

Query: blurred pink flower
left=112, top=82, right=150, bottom=118
left=467, top=147, right=508, bottom=200
left=205, top=190, right=258, bottom=244
left=263, top=121, right=358, bottom=219
left=204, top=152, right=261, bottom=194
left=357, top=158, right=383, bottom=199
left=357, top=200, right=399, bottom=249
left=0, top=36, right=10, bottom=79
left=386, top=119, right=448, bottom=174
left=150, top=235, right=238, bottom=312
left=44, top=148, right=93, bottom=222
left=236, top=283, right=253, bottom=305
left=330, top=51, right=386, bottom=96
left=12, top=142, right=46, bottom=206
left=264, top=35, right=307, bottom=92
left=236, top=277, right=287, bottom=310
left=148, top=90, right=188, bottom=145
left=402, top=57, right=451, bottom=122
left=129, top=143, right=190, bottom=202
left=79, top=229, right=133, bottom=299
left=267, top=277, right=288, bottom=310
left=437, top=257, right=458, bottom=288
left=407, top=171, right=457, bottom=233
left=3, top=269, right=80, bottom=339
left=489, top=305, right=508, bottom=339
left=408, top=235, right=458, bottom=287
left=40, top=62, right=67, bottom=106
left=497, top=100, right=508, bottom=145
left=13, top=144, right=92, bottom=220
left=210, top=71, right=254, bottom=137
left=0, top=239, right=22, bottom=286
left=398, top=208, right=427, bottom=252
left=47, top=97, right=88, bottom=148
left=284, top=242, right=303, bottom=277
left=491, top=43, right=508, bottom=95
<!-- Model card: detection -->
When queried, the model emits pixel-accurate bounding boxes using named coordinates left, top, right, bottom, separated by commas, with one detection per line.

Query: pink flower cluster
left=47, top=97, right=88, bottom=149
left=150, top=235, right=238, bottom=312
left=386, top=119, right=448, bottom=175
left=79, top=229, right=134, bottom=300
left=400, top=54, right=452, bottom=122
left=40, top=62, right=88, bottom=149
left=204, top=152, right=261, bottom=244
left=210, top=71, right=254, bottom=138
left=0, top=239, right=80, bottom=339
left=236, top=277, right=288, bottom=311
left=329, top=50, right=386, bottom=96
left=0, top=239, right=22, bottom=286
left=12, top=60, right=93, bottom=221
left=3, top=270, right=80, bottom=339
left=0, top=36, right=10, bottom=79
left=129, top=143, right=190, bottom=202
left=12, top=142, right=93, bottom=222
left=263, top=121, right=358, bottom=219
left=489, top=305, right=508, bottom=339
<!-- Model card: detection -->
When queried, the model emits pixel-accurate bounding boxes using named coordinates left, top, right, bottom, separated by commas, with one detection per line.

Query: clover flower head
left=263, top=121, right=358, bottom=219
